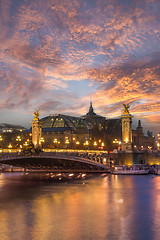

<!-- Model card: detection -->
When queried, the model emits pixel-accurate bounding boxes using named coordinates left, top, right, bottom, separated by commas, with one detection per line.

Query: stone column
left=121, top=104, right=133, bottom=152
left=31, top=110, right=42, bottom=149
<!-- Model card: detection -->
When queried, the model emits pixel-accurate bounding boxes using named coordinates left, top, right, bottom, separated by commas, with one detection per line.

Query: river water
left=0, top=173, right=160, bottom=240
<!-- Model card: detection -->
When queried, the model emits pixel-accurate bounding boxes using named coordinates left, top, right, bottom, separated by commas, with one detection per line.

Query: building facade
left=0, top=103, right=157, bottom=151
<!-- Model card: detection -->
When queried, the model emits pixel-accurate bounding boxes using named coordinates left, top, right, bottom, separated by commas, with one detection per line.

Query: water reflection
left=0, top=173, right=159, bottom=239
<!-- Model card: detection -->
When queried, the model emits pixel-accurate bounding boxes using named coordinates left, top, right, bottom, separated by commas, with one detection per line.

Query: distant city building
left=132, top=120, right=156, bottom=150
left=0, top=123, right=25, bottom=133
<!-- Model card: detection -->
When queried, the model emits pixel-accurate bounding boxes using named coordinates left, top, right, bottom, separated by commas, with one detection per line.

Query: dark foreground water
left=0, top=173, right=160, bottom=240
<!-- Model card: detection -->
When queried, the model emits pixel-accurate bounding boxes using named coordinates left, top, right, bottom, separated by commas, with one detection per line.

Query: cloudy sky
left=0, top=0, right=160, bottom=134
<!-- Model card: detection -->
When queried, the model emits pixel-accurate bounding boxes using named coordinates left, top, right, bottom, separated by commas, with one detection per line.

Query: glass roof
left=41, top=114, right=93, bottom=131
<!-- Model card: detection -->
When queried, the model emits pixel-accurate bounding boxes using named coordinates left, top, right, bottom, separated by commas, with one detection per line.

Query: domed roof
left=41, top=114, right=92, bottom=132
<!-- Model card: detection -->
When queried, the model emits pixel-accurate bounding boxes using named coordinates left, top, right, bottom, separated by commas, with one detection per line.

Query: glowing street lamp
left=8, top=143, right=12, bottom=148
left=86, top=141, right=89, bottom=145
left=24, top=141, right=28, bottom=146
left=93, top=141, right=97, bottom=146
left=84, top=140, right=89, bottom=146
left=16, top=136, right=21, bottom=141
left=65, top=139, right=69, bottom=144
left=101, top=142, right=104, bottom=147
left=40, top=137, right=45, bottom=143
left=113, top=139, right=119, bottom=144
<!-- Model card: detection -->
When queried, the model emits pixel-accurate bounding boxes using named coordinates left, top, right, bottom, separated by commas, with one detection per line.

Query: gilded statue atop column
left=123, top=104, right=130, bottom=115
left=33, top=109, right=40, bottom=119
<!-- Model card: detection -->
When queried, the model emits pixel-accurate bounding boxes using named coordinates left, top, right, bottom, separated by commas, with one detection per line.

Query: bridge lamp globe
left=101, top=142, right=104, bottom=147
left=103, top=158, right=106, bottom=165
left=86, top=141, right=89, bottom=145
left=76, top=141, right=80, bottom=145
left=24, top=141, right=28, bottom=146
left=16, top=136, right=21, bottom=141
left=93, top=141, right=97, bottom=146
left=40, top=137, right=45, bottom=143
left=69, top=173, right=74, bottom=177
left=8, top=143, right=12, bottom=148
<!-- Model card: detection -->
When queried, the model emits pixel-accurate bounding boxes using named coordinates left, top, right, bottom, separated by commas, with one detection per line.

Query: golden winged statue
left=34, top=109, right=40, bottom=119
left=123, top=104, right=130, bottom=114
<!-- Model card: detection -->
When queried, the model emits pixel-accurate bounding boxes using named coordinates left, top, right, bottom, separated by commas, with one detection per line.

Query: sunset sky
left=0, top=0, right=160, bottom=134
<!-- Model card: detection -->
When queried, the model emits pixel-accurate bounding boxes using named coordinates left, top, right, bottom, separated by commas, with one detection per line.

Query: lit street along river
left=0, top=173, right=160, bottom=240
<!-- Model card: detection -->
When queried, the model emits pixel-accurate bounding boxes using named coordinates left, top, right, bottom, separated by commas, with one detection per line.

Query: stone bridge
left=0, top=152, right=109, bottom=172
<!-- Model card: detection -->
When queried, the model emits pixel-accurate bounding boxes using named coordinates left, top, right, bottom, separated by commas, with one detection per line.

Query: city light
left=54, top=138, right=58, bottom=143
left=65, top=139, right=69, bottom=144
left=113, top=139, right=121, bottom=144
left=24, top=141, right=28, bottom=146
left=125, top=138, right=129, bottom=143
left=103, top=158, right=106, bottom=164
left=16, top=136, right=21, bottom=141
left=40, top=137, right=45, bottom=143
left=8, top=143, right=12, bottom=148
left=84, top=140, right=89, bottom=146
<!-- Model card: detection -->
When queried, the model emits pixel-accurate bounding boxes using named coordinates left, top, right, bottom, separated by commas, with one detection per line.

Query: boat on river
left=112, top=165, right=149, bottom=175
left=155, top=169, right=160, bottom=175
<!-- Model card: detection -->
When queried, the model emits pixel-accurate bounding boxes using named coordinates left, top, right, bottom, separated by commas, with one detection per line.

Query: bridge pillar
left=31, top=110, right=42, bottom=149
left=121, top=104, right=133, bottom=152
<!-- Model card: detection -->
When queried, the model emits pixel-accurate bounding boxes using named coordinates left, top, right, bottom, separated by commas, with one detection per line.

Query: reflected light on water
left=0, top=174, right=160, bottom=240
left=0, top=173, right=5, bottom=188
